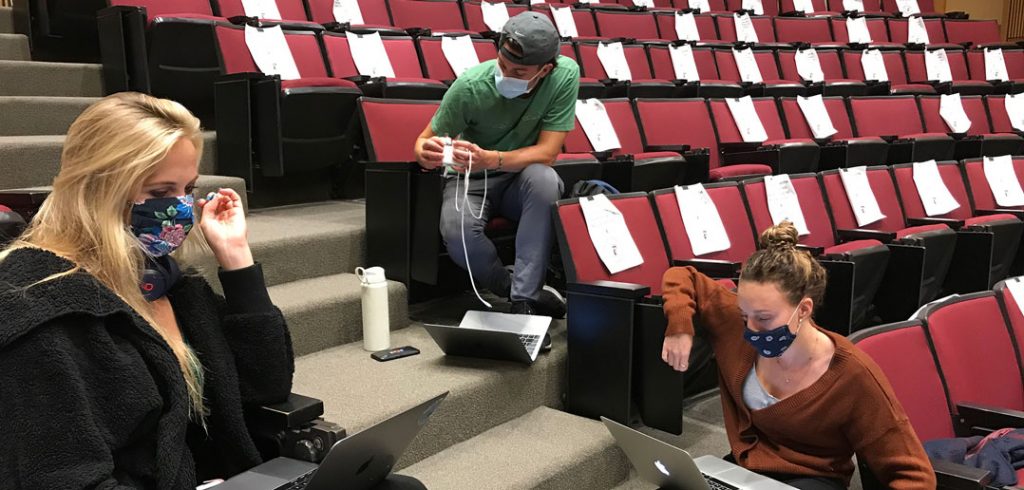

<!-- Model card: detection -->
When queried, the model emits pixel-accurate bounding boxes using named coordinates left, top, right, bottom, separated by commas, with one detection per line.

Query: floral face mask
left=130, top=195, right=194, bottom=257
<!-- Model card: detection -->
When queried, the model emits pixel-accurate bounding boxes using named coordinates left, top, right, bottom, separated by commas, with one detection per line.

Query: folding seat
left=961, top=156, right=1024, bottom=221
left=556, top=42, right=606, bottom=99
left=708, top=97, right=822, bottom=174
left=633, top=98, right=773, bottom=183
left=887, top=17, right=959, bottom=49
left=848, top=95, right=955, bottom=162
left=712, top=47, right=808, bottom=96
left=723, top=0, right=779, bottom=16
left=827, top=0, right=890, bottom=17
left=880, top=0, right=947, bottom=18
left=647, top=44, right=745, bottom=98
left=554, top=193, right=719, bottom=435
left=891, top=160, right=1024, bottom=292
left=841, top=48, right=936, bottom=95
left=987, top=95, right=1024, bottom=137
left=386, top=0, right=474, bottom=35
left=917, top=94, right=1024, bottom=158
left=416, top=35, right=499, bottom=84
left=652, top=11, right=726, bottom=45
left=779, top=0, right=839, bottom=16
left=829, top=16, right=900, bottom=47
left=531, top=3, right=601, bottom=39
left=773, top=17, right=844, bottom=49
left=564, top=98, right=688, bottom=190
left=994, top=277, right=1024, bottom=368
left=904, top=48, right=995, bottom=95
left=740, top=174, right=890, bottom=332
left=213, top=0, right=312, bottom=23
left=680, top=0, right=730, bottom=14
left=321, top=32, right=448, bottom=99
left=617, top=0, right=675, bottom=7
left=575, top=40, right=677, bottom=98
left=778, top=96, right=889, bottom=169
left=944, top=19, right=1018, bottom=50
left=592, top=9, right=663, bottom=41
left=306, top=0, right=397, bottom=30
left=967, top=49, right=1024, bottom=94
left=463, top=1, right=529, bottom=34
left=212, top=22, right=363, bottom=207
left=777, top=49, right=869, bottom=96
left=713, top=14, right=786, bottom=48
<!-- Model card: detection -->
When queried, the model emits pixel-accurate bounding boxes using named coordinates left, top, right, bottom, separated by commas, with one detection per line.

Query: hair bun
left=759, top=221, right=799, bottom=250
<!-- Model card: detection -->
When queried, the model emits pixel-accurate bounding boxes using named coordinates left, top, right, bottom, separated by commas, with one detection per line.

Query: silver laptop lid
left=602, top=417, right=711, bottom=490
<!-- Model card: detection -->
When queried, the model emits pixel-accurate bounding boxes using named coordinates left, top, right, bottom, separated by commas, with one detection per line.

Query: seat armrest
left=975, top=208, right=1024, bottom=220
left=671, top=259, right=741, bottom=277
left=644, top=144, right=690, bottom=153
left=254, top=393, right=325, bottom=430
left=719, top=141, right=765, bottom=153
left=837, top=228, right=896, bottom=243
left=907, top=217, right=964, bottom=230
left=796, top=245, right=824, bottom=256
left=931, top=458, right=993, bottom=490
left=957, top=402, right=1024, bottom=431
left=567, top=280, right=651, bottom=300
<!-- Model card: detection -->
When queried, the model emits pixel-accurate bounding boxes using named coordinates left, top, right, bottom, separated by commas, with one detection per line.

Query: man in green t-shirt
left=414, top=12, right=579, bottom=324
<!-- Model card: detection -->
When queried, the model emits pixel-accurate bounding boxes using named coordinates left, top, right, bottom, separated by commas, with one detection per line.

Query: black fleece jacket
left=0, top=248, right=295, bottom=489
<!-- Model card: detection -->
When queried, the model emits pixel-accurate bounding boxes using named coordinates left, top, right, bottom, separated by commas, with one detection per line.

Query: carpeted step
left=0, top=96, right=99, bottom=135
left=267, top=273, right=408, bottom=356
left=0, top=7, right=13, bottom=34
left=0, top=132, right=218, bottom=189
left=611, top=478, right=657, bottom=490
left=402, top=406, right=630, bottom=490
left=292, top=323, right=568, bottom=469
left=0, top=33, right=29, bottom=61
left=0, top=60, right=103, bottom=97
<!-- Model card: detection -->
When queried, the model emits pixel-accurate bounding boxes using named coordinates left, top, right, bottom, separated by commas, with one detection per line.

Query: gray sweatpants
left=440, top=164, right=564, bottom=302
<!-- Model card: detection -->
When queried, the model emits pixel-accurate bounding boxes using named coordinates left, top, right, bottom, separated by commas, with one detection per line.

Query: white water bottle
left=356, top=266, right=390, bottom=352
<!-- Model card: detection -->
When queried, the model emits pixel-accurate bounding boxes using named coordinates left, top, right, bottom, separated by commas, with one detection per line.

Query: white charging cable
left=449, top=139, right=492, bottom=308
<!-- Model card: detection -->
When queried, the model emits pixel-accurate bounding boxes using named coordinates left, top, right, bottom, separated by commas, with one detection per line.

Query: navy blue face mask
left=743, top=307, right=801, bottom=358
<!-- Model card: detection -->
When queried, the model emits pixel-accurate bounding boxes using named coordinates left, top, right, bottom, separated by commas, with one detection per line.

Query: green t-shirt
left=430, top=56, right=580, bottom=152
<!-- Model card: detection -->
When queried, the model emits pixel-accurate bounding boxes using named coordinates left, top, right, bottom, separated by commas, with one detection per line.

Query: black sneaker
left=510, top=300, right=554, bottom=353
left=533, top=285, right=567, bottom=319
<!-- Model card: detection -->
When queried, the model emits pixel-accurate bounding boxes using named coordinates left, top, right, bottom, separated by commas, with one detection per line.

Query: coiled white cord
left=452, top=149, right=492, bottom=308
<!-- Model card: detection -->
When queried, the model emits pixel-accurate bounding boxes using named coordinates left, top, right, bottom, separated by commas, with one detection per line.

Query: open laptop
left=424, top=310, right=551, bottom=364
left=602, top=417, right=797, bottom=490
left=216, top=392, right=448, bottom=490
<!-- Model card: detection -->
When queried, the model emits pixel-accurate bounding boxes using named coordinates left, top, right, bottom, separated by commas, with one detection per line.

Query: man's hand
left=452, top=140, right=498, bottom=172
left=662, top=333, right=694, bottom=372
left=416, top=136, right=449, bottom=170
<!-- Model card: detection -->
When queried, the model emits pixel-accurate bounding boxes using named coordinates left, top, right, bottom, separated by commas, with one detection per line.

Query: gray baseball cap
left=498, top=12, right=560, bottom=67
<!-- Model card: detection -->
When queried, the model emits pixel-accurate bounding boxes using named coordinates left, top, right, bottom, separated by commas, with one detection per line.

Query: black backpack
left=568, top=179, right=621, bottom=198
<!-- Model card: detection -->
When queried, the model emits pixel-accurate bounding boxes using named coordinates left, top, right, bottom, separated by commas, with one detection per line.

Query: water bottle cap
left=356, top=266, right=387, bottom=284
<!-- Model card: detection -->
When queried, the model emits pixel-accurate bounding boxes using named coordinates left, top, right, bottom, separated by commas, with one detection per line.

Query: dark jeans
left=373, top=474, right=427, bottom=490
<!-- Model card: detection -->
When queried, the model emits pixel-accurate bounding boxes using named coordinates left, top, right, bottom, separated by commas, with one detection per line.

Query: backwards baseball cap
left=498, top=12, right=560, bottom=67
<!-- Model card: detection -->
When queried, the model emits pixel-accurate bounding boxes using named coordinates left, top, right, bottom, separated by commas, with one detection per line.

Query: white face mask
left=493, top=66, right=544, bottom=99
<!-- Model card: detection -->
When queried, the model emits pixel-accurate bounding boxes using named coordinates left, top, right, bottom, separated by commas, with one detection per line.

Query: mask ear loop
left=454, top=145, right=492, bottom=308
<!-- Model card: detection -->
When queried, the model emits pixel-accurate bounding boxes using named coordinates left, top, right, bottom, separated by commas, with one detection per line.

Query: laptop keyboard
left=275, top=469, right=317, bottom=490
left=519, top=334, right=541, bottom=352
left=704, top=474, right=740, bottom=490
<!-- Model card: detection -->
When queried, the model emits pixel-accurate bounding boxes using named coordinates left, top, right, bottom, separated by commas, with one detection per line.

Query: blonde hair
left=740, top=221, right=828, bottom=309
left=1, top=92, right=208, bottom=419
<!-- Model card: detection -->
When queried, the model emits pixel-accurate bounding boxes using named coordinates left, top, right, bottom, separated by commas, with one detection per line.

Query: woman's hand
left=662, top=333, right=694, bottom=372
left=198, top=188, right=254, bottom=271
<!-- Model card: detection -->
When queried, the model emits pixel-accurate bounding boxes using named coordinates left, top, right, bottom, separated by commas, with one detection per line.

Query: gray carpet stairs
left=0, top=7, right=857, bottom=489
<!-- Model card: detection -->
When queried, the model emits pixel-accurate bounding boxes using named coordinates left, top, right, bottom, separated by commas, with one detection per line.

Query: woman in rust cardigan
left=661, top=221, right=935, bottom=490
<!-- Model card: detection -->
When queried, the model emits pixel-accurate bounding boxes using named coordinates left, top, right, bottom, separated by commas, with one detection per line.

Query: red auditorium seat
left=416, top=35, right=498, bottom=83
left=532, top=3, right=601, bottom=39
left=917, top=94, right=1024, bottom=158
left=842, top=49, right=937, bottom=95
left=829, top=16, right=900, bottom=47
left=740, top=173, right=891, bottom=332
left=986, top=95, right=1024, bottom=136
left=777, top=96, right=889, bottom=169
left=213, top=0, right=311, bottom=23
left=463, top=1, right=529, bottom=34
left=556, top=42, right=606, bottom=99
left=713, top=14, right=783, bottom=47
left=652, top=12, right=725, bottom=44
left=820, top=166, right=957, bottom=319
left=683, top=0, right=730, bottom=14
left=881, top=0, right=944, bottom=17
left=773, top=17, right=843, bottom=48
left=575, top=40, right=676, bottom=98
left=891, top=161, right=1023, bottom=292
left=847, top=95, right=955, bottom=162
left=712, top=47, right=808, bottom=96
left=647, top=44, right=745, bottom=98
left=961, top=156, right=1024, bottom=217
left=780, top=0, right=839, bottom=16
left=386, top=0, right=474, bottom=35
left=994, top=278, right=1024, bottom=368
left=306, top=0, right=396, bottom=30
left=632, top=98, right=772, bottom=182
left=826, top=0, right=888, bottom=16
left=593, top=9, right=663, bottom=41
left=967, top=49, right=1024, bottom=90
left=776, top=49, right=870, bottom=96
left=321, top=32, right=449, bottom=99
left=564, top=98, right=688, bottom=190
left=708, top=97, right=822, bottom=173
left=904, top=48, right=995, bottom=95
left=944, top=19, right=1017, bottom=50
left=887, top=17, right=958, bottom=48
left=723, top=0, right=779, bottom=15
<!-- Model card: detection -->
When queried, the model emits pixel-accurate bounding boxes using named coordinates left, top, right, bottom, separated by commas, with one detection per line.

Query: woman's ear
left=799, top=298, right=814, bottom=321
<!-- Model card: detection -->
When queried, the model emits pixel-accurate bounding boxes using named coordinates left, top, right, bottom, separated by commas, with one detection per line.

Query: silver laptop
left=424, top=310, right=551, bottom=364
left=215, top=392, right=448, bottom=490
left=602, top=417, right=797, bottom=490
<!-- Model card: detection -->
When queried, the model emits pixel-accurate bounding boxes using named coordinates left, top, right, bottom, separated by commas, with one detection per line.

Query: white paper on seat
left=1004, top=276, right=1024, bottom=316
left=675, top=184, right=731, bottom=256
left=481, top=1, right=510, bottom=32
left=669, top=43, right=701, bottom=81
left=346, top=31, right=396, bottom=78
left=796, top=48, right=824, bottom=83
left=726, top=96, right=768, bottom=142
left=244, top=25, right=301, bottom=80
left=793, top=0, right=815, bottom=14
left=675, top=11, right=701, bottom=41
left=551, top=6, right=579, bottom=38
left=985, top=48, right=1009, bottom=82
left=912, top=159, right=960, bottom=216
left=597, top=41, right=633, bottom=81
left=242, top=0, right=282, bottom=19
left=575, top=99, right=622, bottom=152
left=531, top=0, right=544, bottom=4
left=839, top=166, right=886, bottom=226
left=907, top=16, right=930, bottom=45
left=846, top=16, right=873, bottom=44
left=578, top=194, right=644, bottom=274
left=578, top=0, right=598, bottom=3
left=734, top=13, right=759, bottom=44
left=633, top=0, right=655, bottom=7
left=895, top=0, right=921, bottom=16
left=733, top=47, right=763, bottom=83
left=765, top=174, right=810, bottom=236
left=689, top=0, right=711, bottom=12
left=796, top=94, right=838, bottom=139
left=939, top=93, right=972, bottom=134
left=861, top=48, right=888, bottom=81
left=983, top=155, right=1024, bottom=207
left=843, top=0, right=864, bottom=12
left=742, top=0, right=764, bottom=15
left=925, top=48, right=953, bottom=83
left=1006, top=93, right=1024, bottom=132
left=441, top=35, right=480, bottom=78
left=333, top=0, right=364, bottom=24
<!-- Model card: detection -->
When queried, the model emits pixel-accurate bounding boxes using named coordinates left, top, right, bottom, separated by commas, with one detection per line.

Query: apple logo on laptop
left=655, top=460, right=671, bottom=477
